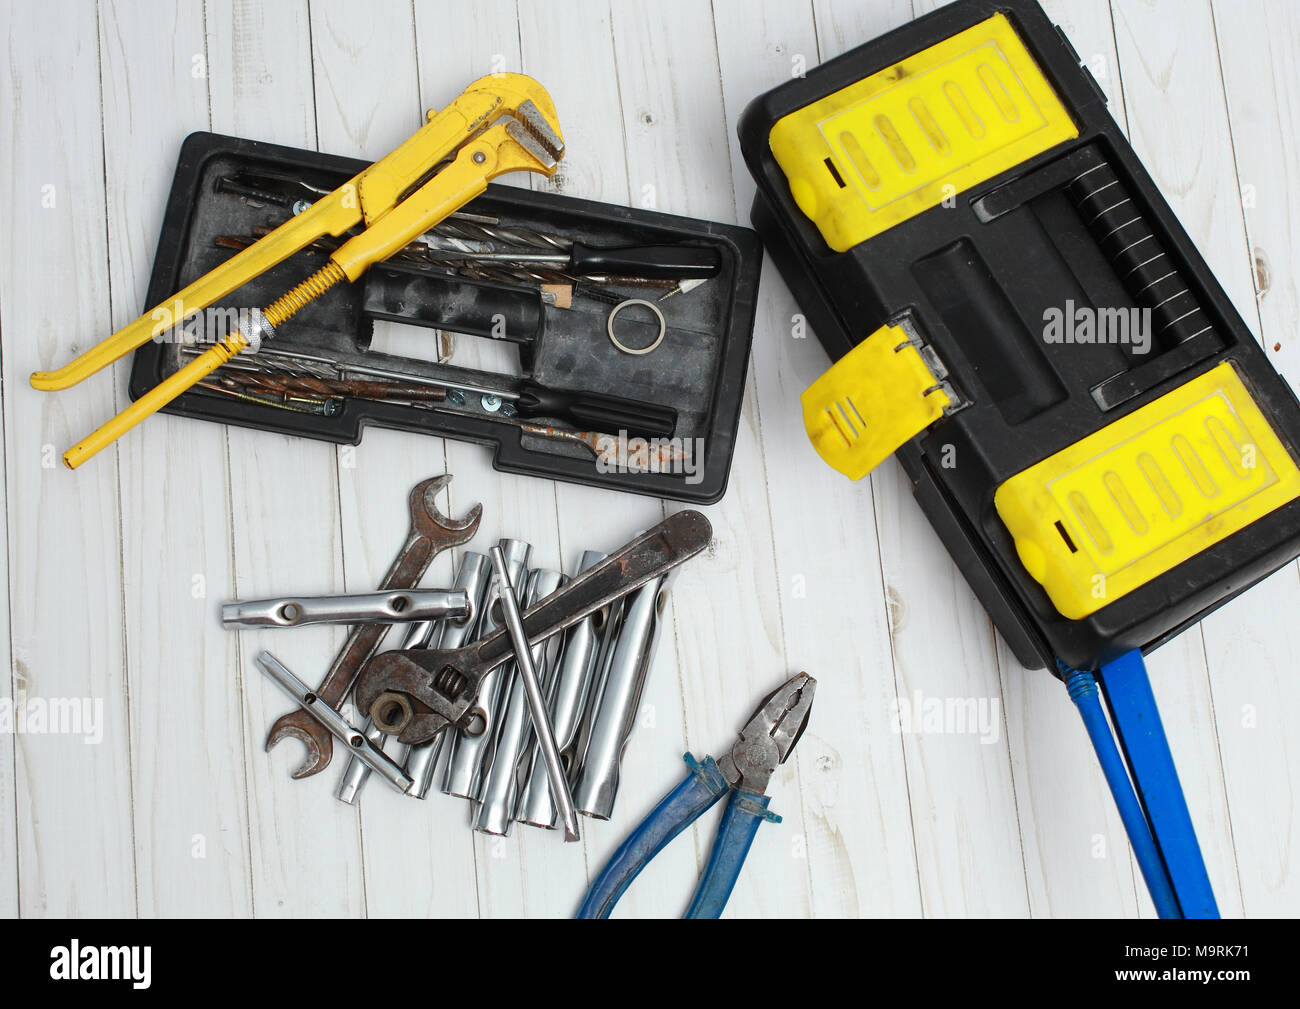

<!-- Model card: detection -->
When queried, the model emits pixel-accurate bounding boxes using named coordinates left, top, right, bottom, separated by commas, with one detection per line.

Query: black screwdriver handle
left=568, top=243, right=719, bottom=280
left=515, top=380, right=677, bottom=438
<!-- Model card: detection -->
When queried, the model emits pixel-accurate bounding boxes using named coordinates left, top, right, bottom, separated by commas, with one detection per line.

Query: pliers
left=577, top=671, right=816, bottom=919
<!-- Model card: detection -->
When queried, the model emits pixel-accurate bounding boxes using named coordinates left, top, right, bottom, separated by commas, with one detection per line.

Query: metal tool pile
left=221, top=474, right=708, bottom=842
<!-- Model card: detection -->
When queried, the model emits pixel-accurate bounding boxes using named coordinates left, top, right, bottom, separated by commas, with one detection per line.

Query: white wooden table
left=1, top=0, right=1296, bottom=918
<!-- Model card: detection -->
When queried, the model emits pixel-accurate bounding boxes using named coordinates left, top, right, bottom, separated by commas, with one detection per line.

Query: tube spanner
left=222, top=589, right=471, bottom=629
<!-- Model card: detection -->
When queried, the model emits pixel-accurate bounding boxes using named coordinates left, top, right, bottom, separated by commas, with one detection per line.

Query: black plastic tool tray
left=129, top=132, right=762, bottom=503
left=739, top=0, right=1300, bottom=670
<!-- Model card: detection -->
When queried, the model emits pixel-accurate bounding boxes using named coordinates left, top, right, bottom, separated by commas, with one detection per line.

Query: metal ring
left=607, top=298, right=666, bottom=356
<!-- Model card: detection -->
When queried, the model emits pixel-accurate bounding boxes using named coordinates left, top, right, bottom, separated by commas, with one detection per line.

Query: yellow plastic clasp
left=801, top=320, right=952, bottom=480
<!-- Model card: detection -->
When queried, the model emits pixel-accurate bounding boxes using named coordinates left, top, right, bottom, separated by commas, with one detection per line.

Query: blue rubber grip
left=1099, top=650, right=1219, bottom=918
left=576, top=753, right=729, bottom=919
left=684, top=789, right=775, bottom=918
left=1065, top=667, right=1181, bottom=919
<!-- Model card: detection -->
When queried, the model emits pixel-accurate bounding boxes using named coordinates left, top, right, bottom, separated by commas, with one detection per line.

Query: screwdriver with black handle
left=425, top=242, right=720, bottom=280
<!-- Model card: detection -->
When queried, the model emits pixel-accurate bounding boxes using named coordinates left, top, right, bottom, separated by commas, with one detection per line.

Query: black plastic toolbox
left=739, top=0, right=1300, bottom=670
left=129, top=132, right=763, bottom=503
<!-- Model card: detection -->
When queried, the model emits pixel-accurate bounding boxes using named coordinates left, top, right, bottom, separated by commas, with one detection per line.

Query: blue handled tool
left=577, top=671, right=816, bottom=919
left=1063, top=650, right=1219, bottom=919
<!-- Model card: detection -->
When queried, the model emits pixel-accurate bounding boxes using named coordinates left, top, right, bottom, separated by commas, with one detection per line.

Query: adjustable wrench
left=264, top=474, right=482, bottom=778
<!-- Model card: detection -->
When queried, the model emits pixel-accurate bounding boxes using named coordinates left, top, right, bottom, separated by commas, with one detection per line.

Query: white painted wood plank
left=0, top=3, right=138, bottom=917
left=1199, top=0, right=1300, bottom=917
left=343, top=0, right=532, bottom=921
left=1110, top=0, right=1269, bottom=919
left=603, top=0, right=819, bottom=918
left=992, top=0, right=1143, bottom=919
left=206, top=0, right=365, bottom=917
left=0, top=0, right=15, bottom=916
left=0, top=180, right=12, bottom=920
left=97, top=0, right=253, bottom=918
left=710, top=0, right=924, bottom=917
left=308, top=0, right=506, bottom=919
left=813, top=0, right=1031, bottom=917
left=405, top=0, right=608, bottom=915
left=498, top=0, right=663, bottom=918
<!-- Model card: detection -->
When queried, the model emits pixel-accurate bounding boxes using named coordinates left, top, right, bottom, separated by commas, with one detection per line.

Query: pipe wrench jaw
left=503, top=99, right=564, bottom=171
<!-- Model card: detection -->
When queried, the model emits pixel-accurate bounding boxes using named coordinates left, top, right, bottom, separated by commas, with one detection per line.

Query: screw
left=472, top=151, right=486, bottom=164
left=499, top=401, right=517, bottom=418
left=447, top=388, right=466, bottom=406
left=481, top=393, right=503, bottom=413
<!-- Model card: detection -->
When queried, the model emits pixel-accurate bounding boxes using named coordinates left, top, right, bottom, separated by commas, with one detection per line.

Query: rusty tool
left=355, top=510, right=712, bottom=746
left=217, top=371, right=448, bottom=405
left=264, top=474, right=482, bottom=778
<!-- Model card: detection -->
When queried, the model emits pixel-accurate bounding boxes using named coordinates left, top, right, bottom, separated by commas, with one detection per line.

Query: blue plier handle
left=576, top=753, right=780, bottom=919
left=576, top=672, right=816, bottom=919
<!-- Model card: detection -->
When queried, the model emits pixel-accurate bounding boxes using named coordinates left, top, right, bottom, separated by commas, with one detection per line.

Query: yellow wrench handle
left=63, top=261, right=347, bottom=468
left=30, top=189, right=360, bottom=392
left=63, top=334, right=248, bottom=469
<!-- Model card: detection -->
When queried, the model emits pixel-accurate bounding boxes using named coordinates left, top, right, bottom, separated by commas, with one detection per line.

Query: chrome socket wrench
left=442, top=539, right=531, bottom=800
left=516, top=550, right=607, bottom=829
left=223, top=589, right=471, bottom=628
left=571, top=572, right=673, bottom=819
left=474, top=568, right=564, bottom=836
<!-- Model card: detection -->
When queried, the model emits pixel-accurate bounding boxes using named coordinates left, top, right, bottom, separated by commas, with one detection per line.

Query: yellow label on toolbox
left=996, top=363, right=1300, bottom=619
left=801, top=322, right=951, bottom=481
left=769, top=13, right=1078, bottom=252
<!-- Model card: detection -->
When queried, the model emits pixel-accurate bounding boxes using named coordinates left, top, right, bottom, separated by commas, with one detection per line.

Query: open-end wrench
left=355, top=510, right=711, bottom=746
left=264, top=475, right=482, bottom=778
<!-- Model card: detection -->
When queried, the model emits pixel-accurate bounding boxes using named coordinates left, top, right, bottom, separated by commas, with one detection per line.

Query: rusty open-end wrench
left=264, top=474, right=482, bottom=778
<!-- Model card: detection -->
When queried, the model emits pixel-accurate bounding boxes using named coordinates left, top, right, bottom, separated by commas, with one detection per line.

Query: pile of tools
left=221, top=475, right=709, bottom=842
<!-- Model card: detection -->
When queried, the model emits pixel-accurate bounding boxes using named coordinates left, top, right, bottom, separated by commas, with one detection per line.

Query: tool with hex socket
left=740, top=0, right=1300, bottom=918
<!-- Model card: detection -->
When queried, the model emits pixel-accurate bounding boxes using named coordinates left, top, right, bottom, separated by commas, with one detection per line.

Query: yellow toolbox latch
left=801, top=320, right=953, bottom=480
left=996, top=362, right=1300, bottom=619
left=769, top=12, right=1078, bottom=252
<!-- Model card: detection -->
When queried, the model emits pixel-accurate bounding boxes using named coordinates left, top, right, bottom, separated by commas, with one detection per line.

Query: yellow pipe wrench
left=31, top=73, right=564, bottom=469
